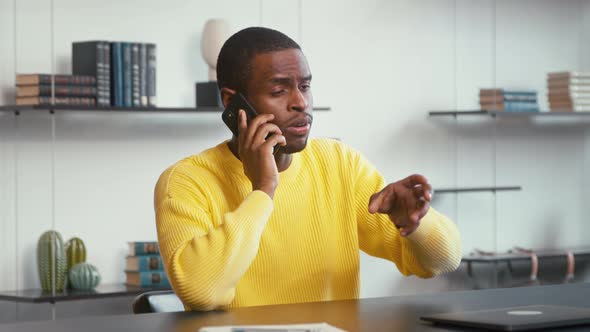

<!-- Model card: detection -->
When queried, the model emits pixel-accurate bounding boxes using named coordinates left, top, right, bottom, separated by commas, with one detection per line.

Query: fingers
left=241, top=112, right=275, bottom=149
left=368, top=185, right=396, bottom=214
left=252, top=123, right=283, bottom=149
left=413, top=182, right=433, bottom=202
left=262, top=133, right=287, bottom=154
left=403, top=174, right=429, bottom=188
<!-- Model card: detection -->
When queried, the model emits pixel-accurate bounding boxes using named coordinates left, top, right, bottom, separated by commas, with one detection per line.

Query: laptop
left=420, top=305, right=590, bottom=331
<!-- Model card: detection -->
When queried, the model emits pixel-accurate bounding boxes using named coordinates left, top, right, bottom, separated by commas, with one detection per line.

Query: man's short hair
left=216, top=27, right=301, bottom=93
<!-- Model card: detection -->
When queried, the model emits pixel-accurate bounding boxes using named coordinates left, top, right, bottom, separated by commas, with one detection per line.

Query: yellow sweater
left=154, top=138, right=461, bottom=311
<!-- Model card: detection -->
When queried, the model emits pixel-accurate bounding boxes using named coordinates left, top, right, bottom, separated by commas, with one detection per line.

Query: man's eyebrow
left=268, top=75, right=312, bottom=85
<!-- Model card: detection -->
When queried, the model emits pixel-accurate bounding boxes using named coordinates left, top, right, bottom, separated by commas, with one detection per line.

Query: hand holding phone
left=222, top=93, right=286, bottom=198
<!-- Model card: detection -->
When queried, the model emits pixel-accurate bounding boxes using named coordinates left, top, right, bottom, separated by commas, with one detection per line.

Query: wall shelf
left=0, top=105, right=331, bottom=115
left=462, top=247, right=590, bottom=263
left=429, top=110, right=590, bottom=117
left=435, top=186, right=522, bottom=194
left=0, top=283, right=171, bottom=304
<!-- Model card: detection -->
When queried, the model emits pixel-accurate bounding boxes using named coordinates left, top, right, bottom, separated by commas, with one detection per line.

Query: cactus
left=36, top=230, right=67, bottom=293
left=65, top=237, right=86, bottom=288
left=69, top=263, right=101, bottom=290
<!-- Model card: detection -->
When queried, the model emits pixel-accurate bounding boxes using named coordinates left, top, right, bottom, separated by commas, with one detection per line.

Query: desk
left=1, top=283, right=590, bottom=332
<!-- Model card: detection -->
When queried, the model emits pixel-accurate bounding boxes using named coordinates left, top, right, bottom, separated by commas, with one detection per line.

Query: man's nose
left=289, top=89, right=309, bottom=112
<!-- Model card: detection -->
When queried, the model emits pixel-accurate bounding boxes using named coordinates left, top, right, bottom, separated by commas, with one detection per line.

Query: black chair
left=132, top=290, right=184, bottom=314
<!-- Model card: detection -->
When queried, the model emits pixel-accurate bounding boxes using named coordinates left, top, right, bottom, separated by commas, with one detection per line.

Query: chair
left=132, top=290, right=184, bottom=314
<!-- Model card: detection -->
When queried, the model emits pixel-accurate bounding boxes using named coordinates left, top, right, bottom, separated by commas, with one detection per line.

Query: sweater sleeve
left=154, top=166, right=273, bottom=311
left=352, top=150, right=462, bottom=278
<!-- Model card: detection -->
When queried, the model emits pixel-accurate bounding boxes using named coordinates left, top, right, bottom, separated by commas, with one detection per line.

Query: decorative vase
left=69, top=263, right=101, bottom=290
left=201, top=18, right=231, bottom=81
left=65, top=237, right=87, bottom=288
left=36, top=230, right=67, bottom=293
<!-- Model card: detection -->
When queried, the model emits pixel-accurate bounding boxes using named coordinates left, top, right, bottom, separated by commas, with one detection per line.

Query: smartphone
left=222, top=92, right=281, bottom=154
left=221, top=92, right=258, bottom=137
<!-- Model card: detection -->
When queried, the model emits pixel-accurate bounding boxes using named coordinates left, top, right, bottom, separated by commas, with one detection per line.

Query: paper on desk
left=198, top=322, right=347, bottom=332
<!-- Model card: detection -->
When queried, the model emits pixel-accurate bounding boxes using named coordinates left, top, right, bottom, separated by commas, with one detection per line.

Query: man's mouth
left=286, top=117, right=311, bottom=136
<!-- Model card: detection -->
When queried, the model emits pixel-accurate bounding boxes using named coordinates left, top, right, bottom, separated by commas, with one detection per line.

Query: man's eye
left=271, top=90, right=285, bottom=96
left=300, top=84, right=311, bottom=91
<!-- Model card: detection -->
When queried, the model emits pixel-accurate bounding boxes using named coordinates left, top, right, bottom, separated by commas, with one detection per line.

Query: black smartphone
left=222, top=92, right=281, bottom=154
left=221, top=92, right=258, bottom=137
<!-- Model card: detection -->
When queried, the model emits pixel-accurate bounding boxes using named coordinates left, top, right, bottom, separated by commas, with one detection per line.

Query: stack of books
left=72, top=41, right=157, bottom=108
left=125, top=241, right=170, bottom=288
left=15, top=74, right=97, bottom=106
left=547, top=71, right=590, bottom=112
left=479, top=88, right=539, bottom=112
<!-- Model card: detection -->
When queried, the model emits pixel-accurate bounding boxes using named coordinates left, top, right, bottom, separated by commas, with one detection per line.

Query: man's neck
left=227, top=137, right=292, bottom=172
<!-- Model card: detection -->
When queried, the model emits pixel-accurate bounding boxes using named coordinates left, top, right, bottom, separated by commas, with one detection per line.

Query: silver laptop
left=420, top=305, right=590, bottom=331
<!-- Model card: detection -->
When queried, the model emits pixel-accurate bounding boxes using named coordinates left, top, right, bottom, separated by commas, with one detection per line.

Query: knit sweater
left=154, top=138, right=461, bottom=311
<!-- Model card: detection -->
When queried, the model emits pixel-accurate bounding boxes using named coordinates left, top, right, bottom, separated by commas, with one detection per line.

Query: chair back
left=132, top=290, right=184, bottom=314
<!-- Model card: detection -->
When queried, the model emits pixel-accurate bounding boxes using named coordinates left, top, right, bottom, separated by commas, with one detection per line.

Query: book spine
left=132, top=242, right=160, bottom=255
left=116, top=43, right=124, bottom=107
left=140, top=43, right=148, bottom=107
left=123, top=43, right=133, bottom=107
left=95, top=42, right=109, bottom=106
left=146, top=44, right=156, bottom=107
left=110, top=43, right=120, bottom=106
left=17, top=97, right=96, bottom=106
left=102, top=42, right=111, bottom=106
left=36, top=75, right=97, bottom=86
left=139, top=272, right=169, bottom=288
left=26, top=85, right=97, bottom=97
left=131, top=43, right=141, bottom=107
left=137, top=256, right=164, bottom=271
left=504, top=101, right=539, bottom=112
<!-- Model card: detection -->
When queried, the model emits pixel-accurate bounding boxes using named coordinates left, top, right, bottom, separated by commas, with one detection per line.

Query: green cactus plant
left=69, top=263, right=101, bottom=290
left=36, top=230, right=67, bottom=293
left=65, top=237, right=86, bottom=288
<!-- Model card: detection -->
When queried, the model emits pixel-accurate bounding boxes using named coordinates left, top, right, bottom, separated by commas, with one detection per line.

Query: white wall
left=0, top=0, right=589, bottom=302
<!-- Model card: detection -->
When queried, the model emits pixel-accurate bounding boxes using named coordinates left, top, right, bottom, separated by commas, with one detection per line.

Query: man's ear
left=220, top=87, right=236, bottom=108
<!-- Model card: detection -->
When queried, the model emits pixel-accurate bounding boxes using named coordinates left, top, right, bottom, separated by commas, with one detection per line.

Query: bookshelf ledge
left=435, top=186, right=522, bottom=194
left=0, top=105, right=331, bottom=114
left=0, top=283, right=171, bottom=304
left=429, top=110, right=590, bottom=117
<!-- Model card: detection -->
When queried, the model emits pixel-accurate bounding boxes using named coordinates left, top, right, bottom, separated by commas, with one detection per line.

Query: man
left=154, top=27, right=461, bottom=311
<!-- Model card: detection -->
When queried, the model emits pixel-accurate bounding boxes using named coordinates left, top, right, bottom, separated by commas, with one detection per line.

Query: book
left=125, top=271, right=170, bottom=288
left=17, top=85, right=97, bottom=97
left=140, top=43, right=148, bottom=107
left=479, top=88, right=537, bottom=97
left=128, top=241, right=160, bottom=255
left=548, top=78, right=590, bottom=88
left=126, top=255, right=164, bottom=271
left=548, top=71, right=590, bottom=80
left=111, top=42, right=123, bottom=107
left=480, top=101, right=539, bottom=112
left=72, top=41, right=111, bottom=106
left=131, top=43, right=141, bottom=107
left=550, top=105, right=590, bottom=112
left=122, top=42, right=132, bottom=107
left=548, top=86, right=590, bottom=94
left=16, top=96, right=96, bottom=106
left=479, top=95, right=537, bottom=103
left=146, top=43, right=156, bottom=106
left=16, top=74, right=96, bottom=86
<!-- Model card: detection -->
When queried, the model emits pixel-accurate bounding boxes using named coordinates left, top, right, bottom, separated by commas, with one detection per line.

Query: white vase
left=201, top=19, right=231, bottom=81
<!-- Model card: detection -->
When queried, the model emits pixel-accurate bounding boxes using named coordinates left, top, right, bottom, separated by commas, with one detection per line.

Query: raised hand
left=368, top=174, right=433, bottom=236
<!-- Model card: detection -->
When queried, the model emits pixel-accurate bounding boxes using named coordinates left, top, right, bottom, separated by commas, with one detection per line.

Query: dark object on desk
left=421, top=305, right=590, bottom=331
left=196, top=81, right=222, bottom=107
left=132, top=290, right=183, bottom=314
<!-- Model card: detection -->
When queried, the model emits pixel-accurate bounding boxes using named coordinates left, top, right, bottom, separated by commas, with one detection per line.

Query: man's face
left=244, top=49, right=313, bottom=154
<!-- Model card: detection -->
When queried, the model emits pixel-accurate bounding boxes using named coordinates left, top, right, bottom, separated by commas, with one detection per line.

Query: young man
left=154, top=27, right=461, bottom=311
